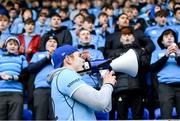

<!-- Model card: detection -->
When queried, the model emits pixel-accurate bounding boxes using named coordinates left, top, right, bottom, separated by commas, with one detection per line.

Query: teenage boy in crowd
left=0, top=36, right=28, bottom=120
left=28, top=35, right=59, bottom=120
left=151, top=29, right=180, bottom=119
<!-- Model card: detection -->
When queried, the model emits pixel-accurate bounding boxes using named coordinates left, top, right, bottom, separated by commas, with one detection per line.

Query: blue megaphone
left=78, top=59, right=112, bottom=73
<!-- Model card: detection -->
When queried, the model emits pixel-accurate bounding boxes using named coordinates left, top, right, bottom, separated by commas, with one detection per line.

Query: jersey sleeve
left=56, top=69, right=86, bottom=97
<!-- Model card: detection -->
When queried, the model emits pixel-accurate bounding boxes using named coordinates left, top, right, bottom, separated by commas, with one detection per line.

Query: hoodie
left=151, top=29, right=180, bottom=84
left=47, top=68, right=63, bottom=84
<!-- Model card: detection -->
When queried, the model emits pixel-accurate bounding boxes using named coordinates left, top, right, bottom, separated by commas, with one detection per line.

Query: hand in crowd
left=0, top=73, right=12, bottom=80
left=134, top=23, right=141, bottom=30
left=26, top=48, right=32, bottom=54
left=75, top=28, right=81, bottom=35
left=166, top=44, right=179, bottom=57
left=103, top=70, right=116, bottom=86
left=81, top=50, right=91, bottom=60
left=19, top=46, right=25, bottom=53
left=172, top=44, right=180, bottom=57
left=19, top=46, right=32, bottom=54
left=102, top=23, right=108, bottom=32
left=47, top=46, right=56, bottom=59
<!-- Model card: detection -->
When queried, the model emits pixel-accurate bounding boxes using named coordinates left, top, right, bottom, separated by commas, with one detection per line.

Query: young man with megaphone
left=48, top=45, right=116, bottom=121
left=104, top=27, right=151, bottom=120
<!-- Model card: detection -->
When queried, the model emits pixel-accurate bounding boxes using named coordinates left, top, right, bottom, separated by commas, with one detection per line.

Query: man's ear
left=155, top=17, right=158, bottom=22
left=64, top=56, right=72, bottom=65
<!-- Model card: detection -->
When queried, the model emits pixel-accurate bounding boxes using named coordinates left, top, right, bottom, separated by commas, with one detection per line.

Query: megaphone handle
left=109, top=66, right=113, bottom=71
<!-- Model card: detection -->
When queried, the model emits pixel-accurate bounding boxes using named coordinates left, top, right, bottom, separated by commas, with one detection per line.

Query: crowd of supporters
left=0, top=0, right=180, bottom=120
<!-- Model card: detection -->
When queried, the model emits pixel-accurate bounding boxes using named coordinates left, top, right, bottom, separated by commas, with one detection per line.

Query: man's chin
left=9, top=51, right=16, bottom=54
left=125, top=40, right=131, bottom=44
left=10, top=50, right=15, bottom=52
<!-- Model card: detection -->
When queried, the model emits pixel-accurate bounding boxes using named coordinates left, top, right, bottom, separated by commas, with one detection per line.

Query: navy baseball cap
left=52, top=45, right=78, bottom=69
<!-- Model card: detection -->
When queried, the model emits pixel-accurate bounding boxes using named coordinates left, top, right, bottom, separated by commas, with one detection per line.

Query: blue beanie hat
left=0, top=5, right=9, bottom=18
left=52, top=45, right=78, bottom=69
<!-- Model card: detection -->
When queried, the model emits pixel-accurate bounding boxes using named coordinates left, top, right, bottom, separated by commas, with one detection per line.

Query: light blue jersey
left=151, top=49, right=180, bottom=84
left=50, top=67, right=96, bottom=120
left=0, top=53, right=28, bottom=92
left=30, top=51, right=53, bottom=88
left=78, top=48, right=104, bottom=88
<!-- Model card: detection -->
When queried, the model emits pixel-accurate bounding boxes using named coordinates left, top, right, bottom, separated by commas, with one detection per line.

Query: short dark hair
left=25, top=18, right=35, bottom=25
left=38, top=12, right=47, bottom=17
left=98, top=12, right=108, bottom=18
left=73, top=13, right=85, bottom=20
left=173, top=2, right=180, bottom=10
left=155, top=10, right=168, bottom=17
left=51, top=13, right=61, bottom=19
left=22, top=9, right=32, bottom=17
left=174, top=7, right=180, bottom=14
left=130, top=5, right=139, bottom=12
left=121, top=27, right=134, bottom=35
left=0, top=15, right=10, bottom=21
left=84, top=16, right=94, bottom=23
left=60, top=8, right=69, bottom=13
left=118, top=13, right=128, bottom=19
left=103, top=5, right=114, bottom=10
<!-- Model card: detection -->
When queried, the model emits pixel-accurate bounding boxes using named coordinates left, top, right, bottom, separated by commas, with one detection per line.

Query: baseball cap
left=52, top=45, right=78, bottom=69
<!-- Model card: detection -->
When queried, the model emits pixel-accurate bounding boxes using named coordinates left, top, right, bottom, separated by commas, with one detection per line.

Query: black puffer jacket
left=105, top=40, right=151, bottom=93
left=104, top=29, right=155, bottom=58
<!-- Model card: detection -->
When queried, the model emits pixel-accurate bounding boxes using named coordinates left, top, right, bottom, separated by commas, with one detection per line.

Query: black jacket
left=104, top=28, right=155, bottom=58
left=104, top=39, right=151, bottom=93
